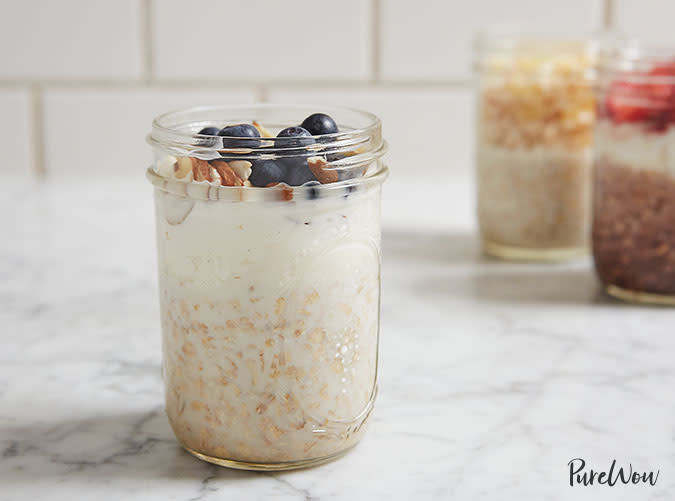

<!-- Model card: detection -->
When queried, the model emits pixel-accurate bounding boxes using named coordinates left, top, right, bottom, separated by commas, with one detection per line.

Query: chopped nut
left=192, top=158, right=213, bottom=182
left=228, top=160, right=253, bottom=181
left=211, top=159, right=244, bottom=186
left=279, top=185, right=294, bottom=201
left=175, top=157, right=194, bottom=179
left=274, top=297, right=286, bottom=315
left=308, top=156, right=338, bottom=184
left=210, top=166, right=221, bottom=184
left=157, top=155, right=178, bottom=178
left=267, top=183, right=294, bottom=201
left=252, top=120, right=274, bottom=138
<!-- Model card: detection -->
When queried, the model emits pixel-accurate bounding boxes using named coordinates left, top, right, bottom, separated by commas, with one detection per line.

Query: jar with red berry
left=593, top=44, right=675, bottom=304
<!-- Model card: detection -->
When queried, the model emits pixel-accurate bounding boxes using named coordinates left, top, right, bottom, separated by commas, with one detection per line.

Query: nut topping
left=159, top=113, right=360, bottom=188
left=252, top=121, right=274, bottom=138
left=227, top=160, right=253, bottom=181
left=192, top=158, right=213, bottom=182
left=175, top=157, right=194, bottom=179
left=211, top=159, right=244, bottom=186
left=308, top=157, right=338, bottom=184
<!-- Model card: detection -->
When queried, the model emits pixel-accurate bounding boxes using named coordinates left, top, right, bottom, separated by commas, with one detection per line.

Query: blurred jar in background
left=593, top=44, right=675, bottom=305
left=474, top=33, right=596, bottom=261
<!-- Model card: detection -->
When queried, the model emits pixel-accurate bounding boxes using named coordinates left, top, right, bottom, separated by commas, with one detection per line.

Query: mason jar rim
left=146, top=104, right=388, bottom=201
left=148, top=104, right=383, bottom=156
left=473, top=30, right=599, bottom=81
left=474, top=31, right=596, bottom=53
left=597, top=40, right=675, bottom=85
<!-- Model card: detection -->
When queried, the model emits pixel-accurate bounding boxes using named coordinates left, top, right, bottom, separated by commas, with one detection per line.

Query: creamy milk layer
left=154, top=186, right=381, bottom=463
left=595, top=122, right=675, bottom=176
left=476, top=143, right=592, bottom=248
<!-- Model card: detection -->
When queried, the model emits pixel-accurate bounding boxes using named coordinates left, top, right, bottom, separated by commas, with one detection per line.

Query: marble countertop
left=1, top=175, right=674, bottom=500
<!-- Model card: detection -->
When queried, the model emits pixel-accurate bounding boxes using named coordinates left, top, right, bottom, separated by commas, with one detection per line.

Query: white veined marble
left=1, top=174, right=673, bottom=500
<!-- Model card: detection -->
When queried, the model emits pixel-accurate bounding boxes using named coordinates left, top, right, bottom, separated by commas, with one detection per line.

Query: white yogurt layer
left=595, top=122, right=675, bottom=176
left=154, top=184, right=381, bottom=463
left=476, top=143, right=592, bottom=249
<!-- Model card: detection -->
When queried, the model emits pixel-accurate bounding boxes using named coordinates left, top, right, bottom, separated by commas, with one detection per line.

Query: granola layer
left=477, top=52, right=595, bottom=150
left=593, top=160, right=675, bottom=295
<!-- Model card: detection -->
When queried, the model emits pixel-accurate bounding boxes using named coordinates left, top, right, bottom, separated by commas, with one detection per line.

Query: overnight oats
left=146, top=105, right=388, bottom=469
left=474, top=35, right=596, bottom=260
left=593, top=47, right=675, bottom=305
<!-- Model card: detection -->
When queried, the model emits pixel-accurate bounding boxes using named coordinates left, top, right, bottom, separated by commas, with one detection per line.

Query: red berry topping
left=605, top=60, right=675, bottom=130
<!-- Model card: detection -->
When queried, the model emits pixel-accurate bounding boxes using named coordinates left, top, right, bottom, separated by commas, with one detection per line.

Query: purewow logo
left=568, top=458, right=660, bottom=487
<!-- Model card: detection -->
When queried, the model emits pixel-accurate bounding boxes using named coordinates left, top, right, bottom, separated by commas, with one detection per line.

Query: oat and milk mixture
left=150, top=111, right=384, bottom=464
left=593, top=62, right=675, bottom=298
left=476, top=47, right=595, bottom=253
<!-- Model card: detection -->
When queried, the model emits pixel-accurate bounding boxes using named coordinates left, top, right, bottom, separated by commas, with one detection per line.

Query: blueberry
left=195, top=126, right=221, bottom=147
left=305, top=181, right=321, bottom=200
left=275, top=126, right=315, bottom=150
left=323, top=152, right=358, bottom=180
left=338, top=169, right=358, bottom=181
left=198, top=126, right=220, bottom=136
left=218, top=124, right=261, bottom=149
left=326, top=151, right=347, bottom=162
left=249, top=160, right=287, bottom=187
left=344, top=184, right=357, bottom=198
left=301, top=113, right=338, bottom=136
left=282, top=157, right=317, bottom=186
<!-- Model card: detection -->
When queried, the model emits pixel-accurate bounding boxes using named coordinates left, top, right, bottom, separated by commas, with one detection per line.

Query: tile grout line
left=603, top=0, right=614, bottom=28
left=370, top=0, right=381, bottom=83
left=0, top=79, right=473, bottom=90
left=256, top=85, right=269, bottom=103
left=140, top=0, right=153, bottom=83
left=29, top=84, right=45, bottom=177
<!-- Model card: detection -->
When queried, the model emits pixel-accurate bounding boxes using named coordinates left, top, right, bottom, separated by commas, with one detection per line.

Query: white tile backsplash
left=0, top=0, right=664, bottom=176
left=151, top=0, right=372, bottom=81
left=613, top=0, right=675, bottom=46
left=0, top=88, right=34, bottom=178
left=380, top=0, right=604, bottom=81
left=43, top=88, right=256, bottom=176
left=267, top=87, right=474, bottom=176
left=0, top=0, right=142, bottom=81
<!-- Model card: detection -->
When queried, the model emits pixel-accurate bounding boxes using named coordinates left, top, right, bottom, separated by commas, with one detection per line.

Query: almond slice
left=175, top=157, right=194, bottom=179
left=252, top=121, right=274, bottom=138
left=211, top=159, right=244, bottom=186
left=210, top=166, right=221, bottom=185
left=192, top=158, right=212, bottom=182
left=157, top=155, right=178, bottom=178
left=227, top=160, right=253, bottom=181
left=308, top=156, right=338, bottom=184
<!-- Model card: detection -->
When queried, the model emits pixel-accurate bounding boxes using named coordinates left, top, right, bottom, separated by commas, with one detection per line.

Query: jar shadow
left=383, top=227, right=627, bottom=306
left=404, top=259, right=613, bottom=306
left=0, top=409, right=264, bottom=485
left=382, top=227, right=617, bottom=306
left=382, top=228, right=481, bottom=265
left=466, top=265, right=611, bottom=305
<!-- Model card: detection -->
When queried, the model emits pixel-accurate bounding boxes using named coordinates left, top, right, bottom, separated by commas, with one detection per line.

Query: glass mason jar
left=474, top=33, right=596, bottom=260
left=593, top=44, right=675, bottom=305
left=146, top=105, right=388, bottom=469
